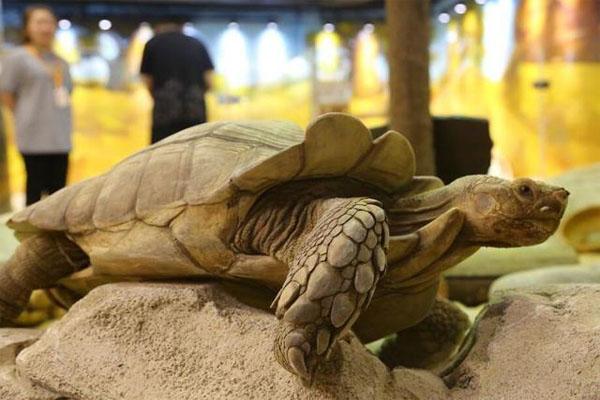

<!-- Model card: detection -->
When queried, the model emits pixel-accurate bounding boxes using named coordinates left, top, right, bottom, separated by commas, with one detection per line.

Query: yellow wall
left=431, top=0, right=600, bottom=178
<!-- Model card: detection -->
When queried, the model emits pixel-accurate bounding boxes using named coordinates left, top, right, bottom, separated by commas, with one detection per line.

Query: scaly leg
left=272, top=197, right=389, bottom=379
left=0, top=233, right=89, bottom=326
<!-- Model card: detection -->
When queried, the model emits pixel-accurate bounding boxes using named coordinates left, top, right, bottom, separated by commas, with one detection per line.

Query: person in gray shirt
left=0, top=4, right=72, bottom=205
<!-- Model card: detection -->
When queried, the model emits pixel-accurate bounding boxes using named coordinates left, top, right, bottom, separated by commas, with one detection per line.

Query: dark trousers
left=151, top=119, right=204, bottom=144
left=21, top=153, right=69, bottom=205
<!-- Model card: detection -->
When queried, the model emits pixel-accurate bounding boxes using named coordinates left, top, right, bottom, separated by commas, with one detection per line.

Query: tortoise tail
left=0, top=233, right=89, bottom=326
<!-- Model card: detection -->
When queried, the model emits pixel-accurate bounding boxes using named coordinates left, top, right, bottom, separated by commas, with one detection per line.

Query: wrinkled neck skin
left=233, top=178, right=397, bottom=264
left=233, top=194, right=320, bottom=265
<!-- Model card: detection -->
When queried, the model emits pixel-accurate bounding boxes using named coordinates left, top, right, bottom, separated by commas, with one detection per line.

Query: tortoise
left=0, top=113, right=568, bottom=379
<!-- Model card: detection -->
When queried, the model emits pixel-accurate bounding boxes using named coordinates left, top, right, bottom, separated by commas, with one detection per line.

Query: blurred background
left=0, top=0, right=598, bottom=207
left=0, top=0, right=599, bottom=352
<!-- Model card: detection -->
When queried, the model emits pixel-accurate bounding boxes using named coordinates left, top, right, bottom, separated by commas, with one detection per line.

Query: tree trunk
left=385, top=0, right=435, bottom=175
left=0, top=110, right=10, bottom=213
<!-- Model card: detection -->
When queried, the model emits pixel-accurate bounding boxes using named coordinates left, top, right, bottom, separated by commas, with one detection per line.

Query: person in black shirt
left=140, top=22, right=214, bottom=143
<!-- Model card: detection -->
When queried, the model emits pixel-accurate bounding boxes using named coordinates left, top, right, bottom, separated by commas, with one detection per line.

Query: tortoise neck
left=387, top=185, right=456, bottom=235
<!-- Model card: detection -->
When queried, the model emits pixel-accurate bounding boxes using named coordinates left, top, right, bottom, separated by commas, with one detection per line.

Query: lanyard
left=25, top=45, right=64, bottom=88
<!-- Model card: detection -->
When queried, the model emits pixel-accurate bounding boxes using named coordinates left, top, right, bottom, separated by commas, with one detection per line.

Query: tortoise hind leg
left=378, top=297, right=471, bottom=371
left=0, top=233, right=89, bottom=326
left=272, top=197, right=389, bottom=379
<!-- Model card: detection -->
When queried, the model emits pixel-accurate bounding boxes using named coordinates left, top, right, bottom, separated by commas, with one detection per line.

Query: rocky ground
left=1, top=282, right=599, bottom=400
left=447, top=284, right=600, bottom=400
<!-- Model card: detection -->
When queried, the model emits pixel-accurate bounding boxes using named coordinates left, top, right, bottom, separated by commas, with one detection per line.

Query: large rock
left=16, top=282, right=449, bottom=400
left=489, top=264, right=600, bottom=296
left=557, top=163, right=600, bottom=252
left=448, top=284, right=600, bottom=400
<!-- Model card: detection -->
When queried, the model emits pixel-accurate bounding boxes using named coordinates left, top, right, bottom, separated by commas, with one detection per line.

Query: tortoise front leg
left=272, top=198, right=389, bottom=379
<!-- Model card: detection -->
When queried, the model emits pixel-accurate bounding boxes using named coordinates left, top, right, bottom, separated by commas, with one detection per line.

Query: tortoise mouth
left=492, top=216, right=560, bottom=247
left=524, top=217, right=560, bottom=235
left=532, top=201, right=566, bottom=220
left=531, top=189, right=569, bottom=220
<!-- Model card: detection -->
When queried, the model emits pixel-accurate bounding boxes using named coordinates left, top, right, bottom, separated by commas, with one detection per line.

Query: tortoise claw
left=275, top=324, right=316, bottom=380
left=287, top=346, right=311, bottom=379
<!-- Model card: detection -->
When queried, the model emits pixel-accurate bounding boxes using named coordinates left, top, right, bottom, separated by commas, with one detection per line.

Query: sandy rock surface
left=0, top=328, right=61, bottom=400
left=16, top=282, right=449, bottom=400
left=448, top=284, right=600, bottom=400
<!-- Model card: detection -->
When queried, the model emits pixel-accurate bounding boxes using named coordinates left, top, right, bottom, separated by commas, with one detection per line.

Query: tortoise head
left=451, top=175, right=569, bottom=247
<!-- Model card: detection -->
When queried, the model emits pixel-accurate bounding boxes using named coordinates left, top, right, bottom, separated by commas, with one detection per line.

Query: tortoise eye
left=518, top=184, right=533, bottom=197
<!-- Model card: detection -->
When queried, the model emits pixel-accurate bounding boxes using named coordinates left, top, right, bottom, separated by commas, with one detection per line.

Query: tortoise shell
left=8, top=113, right=417, bottom=237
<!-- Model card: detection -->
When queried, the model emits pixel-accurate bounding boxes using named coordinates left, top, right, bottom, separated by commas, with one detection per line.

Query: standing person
left=0, top=5, right=72, bottom=206
left=140, top=21, right=214, bottom=144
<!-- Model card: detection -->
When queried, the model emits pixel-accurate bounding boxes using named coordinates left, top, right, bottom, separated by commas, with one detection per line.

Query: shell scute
left=183, top=137, right=251, bottom=204
left=135, top=142, right=190, bottom=223
left=28, top=182, right=83, bottom=231
left=299, top=113, right=372, bottom=178
left=92, top=152, right=149, bottom=229
left=64, top=176, right=106, bottom=233
left=349, top=130, right=416, bottom=193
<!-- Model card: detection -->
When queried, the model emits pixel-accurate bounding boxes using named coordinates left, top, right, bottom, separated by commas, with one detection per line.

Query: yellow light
left=54, top=28, right=80, bottom=64
left=257, top=22, right=288, bottom=85
left=462, top=10, right=481, bottom=37
left=522, top=0, right=548, bottom=44
left=315, top=24, right=342, bottom=81
left=353, top=24, right=383, bottom=97
left=216, top=22, right=251, bottom=90
left=481, top=0, right=516, bottom=81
